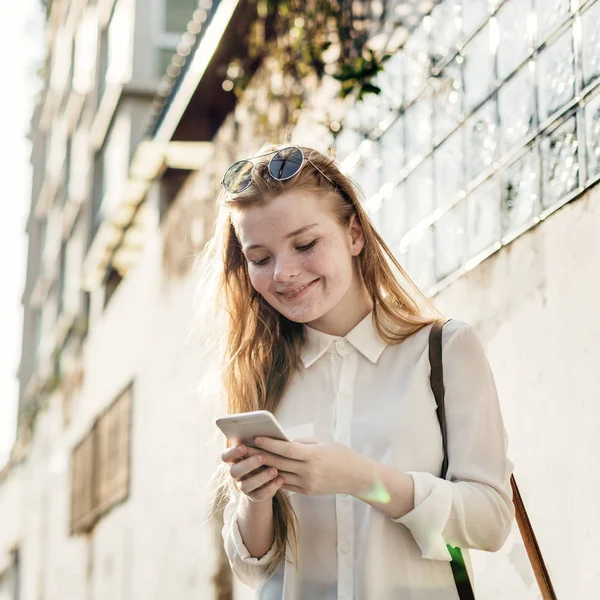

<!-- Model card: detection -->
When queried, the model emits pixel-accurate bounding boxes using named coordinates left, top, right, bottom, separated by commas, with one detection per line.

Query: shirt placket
left=333, top=339, right=358, bottom=600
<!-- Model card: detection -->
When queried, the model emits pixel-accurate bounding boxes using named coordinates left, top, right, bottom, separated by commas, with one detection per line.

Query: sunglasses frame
left=221, top=146, right=335, bottom=194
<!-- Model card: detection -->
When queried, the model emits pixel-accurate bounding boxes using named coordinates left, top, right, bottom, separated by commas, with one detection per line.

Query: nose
left=273, top=255, right=299, bottom=282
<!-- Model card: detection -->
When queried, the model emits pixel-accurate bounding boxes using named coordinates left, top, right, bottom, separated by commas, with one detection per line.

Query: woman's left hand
left=253, top=436, right=371, bottom=496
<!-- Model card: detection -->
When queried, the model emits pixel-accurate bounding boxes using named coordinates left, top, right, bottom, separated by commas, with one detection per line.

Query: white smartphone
left=216, top=410, right=289, bottom=447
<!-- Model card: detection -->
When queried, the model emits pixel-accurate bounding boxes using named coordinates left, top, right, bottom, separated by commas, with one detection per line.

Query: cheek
left=247, top=267, right=271, bottom=294
left=307, top=240, right=353, bottom=282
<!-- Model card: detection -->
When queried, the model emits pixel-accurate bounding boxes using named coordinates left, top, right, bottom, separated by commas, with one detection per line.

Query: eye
left=296, top=240, right=318, bottom=252
left=250, top=257, right=270, bottom=266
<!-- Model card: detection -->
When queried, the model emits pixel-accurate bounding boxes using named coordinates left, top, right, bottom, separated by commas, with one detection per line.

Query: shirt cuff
left=392, top=471, right=453, bottom=562
left=229, top=514, right=279, bottom=565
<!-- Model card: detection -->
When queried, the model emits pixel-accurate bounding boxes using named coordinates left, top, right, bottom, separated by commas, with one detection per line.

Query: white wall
left=435, top=184, right=600, bottom=599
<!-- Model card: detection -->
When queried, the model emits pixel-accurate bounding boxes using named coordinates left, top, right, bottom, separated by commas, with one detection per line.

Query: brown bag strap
left=511, top=477, right=558, bottom=599
left=429, top=320, right=557, bottom=600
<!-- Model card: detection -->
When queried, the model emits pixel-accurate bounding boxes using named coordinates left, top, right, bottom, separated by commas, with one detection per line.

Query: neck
left=306, top=270, right=373, bottom=337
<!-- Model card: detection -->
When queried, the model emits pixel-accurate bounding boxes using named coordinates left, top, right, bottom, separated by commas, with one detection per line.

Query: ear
left=348, top=214, right=366, bottom=257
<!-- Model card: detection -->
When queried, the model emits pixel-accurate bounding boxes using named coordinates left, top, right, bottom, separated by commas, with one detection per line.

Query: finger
left=239, top=467, right=279, bottom=495
left=247, top=477, right=284, bottom=502
left=254, top=437, right=305, bottom=460
left=221, top=445, right=247, bottom=464
left=277, top=471, right=302, bottom=487
left=291, top=437, right=318, bottom=444
left=230, top=454, right=265, bottom=480
left=259, top=450, right=301, bottom=473
left=282, top=484, right=304, bottom=494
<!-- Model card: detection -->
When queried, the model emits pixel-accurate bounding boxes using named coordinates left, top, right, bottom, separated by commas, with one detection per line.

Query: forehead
left=232, top=190, right=336, bottom=247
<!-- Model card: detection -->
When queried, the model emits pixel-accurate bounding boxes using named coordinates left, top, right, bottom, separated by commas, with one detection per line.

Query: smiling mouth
left=277, top=278, right=320, bottom=298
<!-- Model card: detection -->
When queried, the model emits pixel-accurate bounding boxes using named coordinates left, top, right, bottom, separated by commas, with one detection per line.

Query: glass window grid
left=339, top=0, right=600, bottom=296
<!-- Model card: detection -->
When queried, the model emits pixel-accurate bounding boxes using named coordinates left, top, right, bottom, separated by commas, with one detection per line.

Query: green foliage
left=224, top=0, right=391, bottom=135
left=333, top=49, right=391, bottom=100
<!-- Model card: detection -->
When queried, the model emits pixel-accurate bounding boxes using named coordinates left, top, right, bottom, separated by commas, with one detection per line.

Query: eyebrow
left=244, top=223, right=319, bottom=252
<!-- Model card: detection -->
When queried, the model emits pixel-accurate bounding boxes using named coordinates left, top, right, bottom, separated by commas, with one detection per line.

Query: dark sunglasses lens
left=269, top=147, right=303, bottom=181
left=223, top=160, right=254, bottom=193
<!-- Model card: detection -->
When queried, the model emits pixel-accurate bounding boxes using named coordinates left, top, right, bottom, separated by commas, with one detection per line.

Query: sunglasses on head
left=221, top=146, right=335, bottom=194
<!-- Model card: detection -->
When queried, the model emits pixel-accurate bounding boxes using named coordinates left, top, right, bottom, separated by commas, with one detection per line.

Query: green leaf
left=360, top=83, right=381, bottom=95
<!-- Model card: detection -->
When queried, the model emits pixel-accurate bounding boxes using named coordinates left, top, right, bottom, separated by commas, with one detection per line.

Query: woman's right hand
left=221, top=444, right=283, bottom=503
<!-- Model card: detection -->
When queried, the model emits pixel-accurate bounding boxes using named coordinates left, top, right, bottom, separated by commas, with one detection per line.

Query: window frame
left=340, top=0, right=600, bottom=297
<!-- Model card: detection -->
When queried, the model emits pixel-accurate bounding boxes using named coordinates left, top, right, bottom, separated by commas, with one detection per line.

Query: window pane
left=581, top=0, right=600, bottom=89
left=336, top=103, right=362, bottom=162
left=380, top=115, right=405, bottom=186
left=541, top=116, right=579, bottom=210
left=381, top=183, right=407, bottom=247
left=405, top=92, right=433, bottom=161
left=501, top=146, right=539, bottom=237
left=498, top=63, right=536, bottom=156
left=462, top=0, right=491, bottom=41
left=157, top=47, right=175, bottom=77
left=465, top=98, right=498, bottom=183
left=431, top=0, right=462, bottom=64
left=404, top=23, right=430, bottom=103
left=377, top=50, right=404, bottom=112
left=537, top=28, right=575, bottom=123
left=434, top=127, right=465, bottom=208
left=467, top=176, right=501, bottom=257
left=432, top=56, right=463, bottom=143
left=534, top=0, right=571, bottom=44
left=463, top=22, right=495, bottom=111
left=165, top=0, right=198, bottom=34
left=585, top=92, right=600, bottom=182
left=406, top=227, right=435, bottom=291
left=435, top=201, right=466, bottom=280
left=497, top=0, right=532, bottom=81
left=406, top=157, right=434, bottom=230
left=353, top=144, right=382, bottom=200
left=356, top=91, right=385, bottom=132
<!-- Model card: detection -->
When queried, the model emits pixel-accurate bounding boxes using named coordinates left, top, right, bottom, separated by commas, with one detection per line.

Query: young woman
left=207, top=145, right=514, bottom=599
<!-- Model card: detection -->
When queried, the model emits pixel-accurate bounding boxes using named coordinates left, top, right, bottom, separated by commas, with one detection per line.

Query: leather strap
left=511, top=477, right=558, bottom=599
left=429, top=319, right=475, bottom=600
left=429, top=320, right=557, bottom=600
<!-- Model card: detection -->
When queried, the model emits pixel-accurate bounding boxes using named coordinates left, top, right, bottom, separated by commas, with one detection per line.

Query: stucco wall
left=435, top=184, right=600, bottom=598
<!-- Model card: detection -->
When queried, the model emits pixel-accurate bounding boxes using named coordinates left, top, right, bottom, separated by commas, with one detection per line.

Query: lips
left=276, top=278, right=320, bottom=297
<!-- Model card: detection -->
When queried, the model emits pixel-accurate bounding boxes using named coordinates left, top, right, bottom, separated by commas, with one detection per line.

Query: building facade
left=1, top=0, right=599, bottom=599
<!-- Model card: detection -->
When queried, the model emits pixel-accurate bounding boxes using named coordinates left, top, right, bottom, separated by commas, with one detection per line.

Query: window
left=103, top=267, right=123, bottom=307
left=70, top=384, right=133, bottom=534
left=91, top=146, right=106, bottom=243
left=155, top=0, right=198, bottom=77
left=72, top=7, right=98, bottom=95
left=58, top=242, right=67, bottom=316
left=64, top=136, right=73, bottom=201
left=90, top=111, right=131, bottom=245
left=62, top=214, right=86, bottom=318
left=96, top=27, right=109, bottom=106
left=342, top=0, right=600, bottom=295
left=70, top=425, right=97, bottom=533
left=96, top=385, right=132, bottom=512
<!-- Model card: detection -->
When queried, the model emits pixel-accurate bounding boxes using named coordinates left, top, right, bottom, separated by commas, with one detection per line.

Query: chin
left=276, top=301, right=330, bottom=324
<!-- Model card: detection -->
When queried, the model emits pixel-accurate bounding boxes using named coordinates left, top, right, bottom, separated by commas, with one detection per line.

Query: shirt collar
left=300, top=311, right=387, bottom=368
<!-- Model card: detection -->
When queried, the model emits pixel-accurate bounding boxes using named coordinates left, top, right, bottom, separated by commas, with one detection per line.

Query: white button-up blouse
left=222, top=314, right=515, bottom=599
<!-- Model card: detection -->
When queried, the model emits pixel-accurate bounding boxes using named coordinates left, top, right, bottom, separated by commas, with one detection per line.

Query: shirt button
left=340, top=545, right=348, bottom=553
left=336, top=340, right=346, bottom=350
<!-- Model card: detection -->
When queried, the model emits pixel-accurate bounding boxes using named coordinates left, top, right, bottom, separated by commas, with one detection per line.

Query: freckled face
left=232, top=190, right=364, bottom=324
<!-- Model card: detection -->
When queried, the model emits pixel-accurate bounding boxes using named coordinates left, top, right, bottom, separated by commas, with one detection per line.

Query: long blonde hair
left=201, top=144, right=442, bottom=574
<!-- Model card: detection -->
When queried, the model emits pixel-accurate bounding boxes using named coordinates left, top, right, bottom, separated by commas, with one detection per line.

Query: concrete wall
left=435, top=184, right=600, bottom=599
left=0, top=226, right=236, bottom=600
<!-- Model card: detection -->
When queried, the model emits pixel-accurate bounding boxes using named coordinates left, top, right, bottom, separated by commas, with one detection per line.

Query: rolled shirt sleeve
left=221, top=488, right=278, bottom=587
left=394, top=321, right=515, bottom=561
